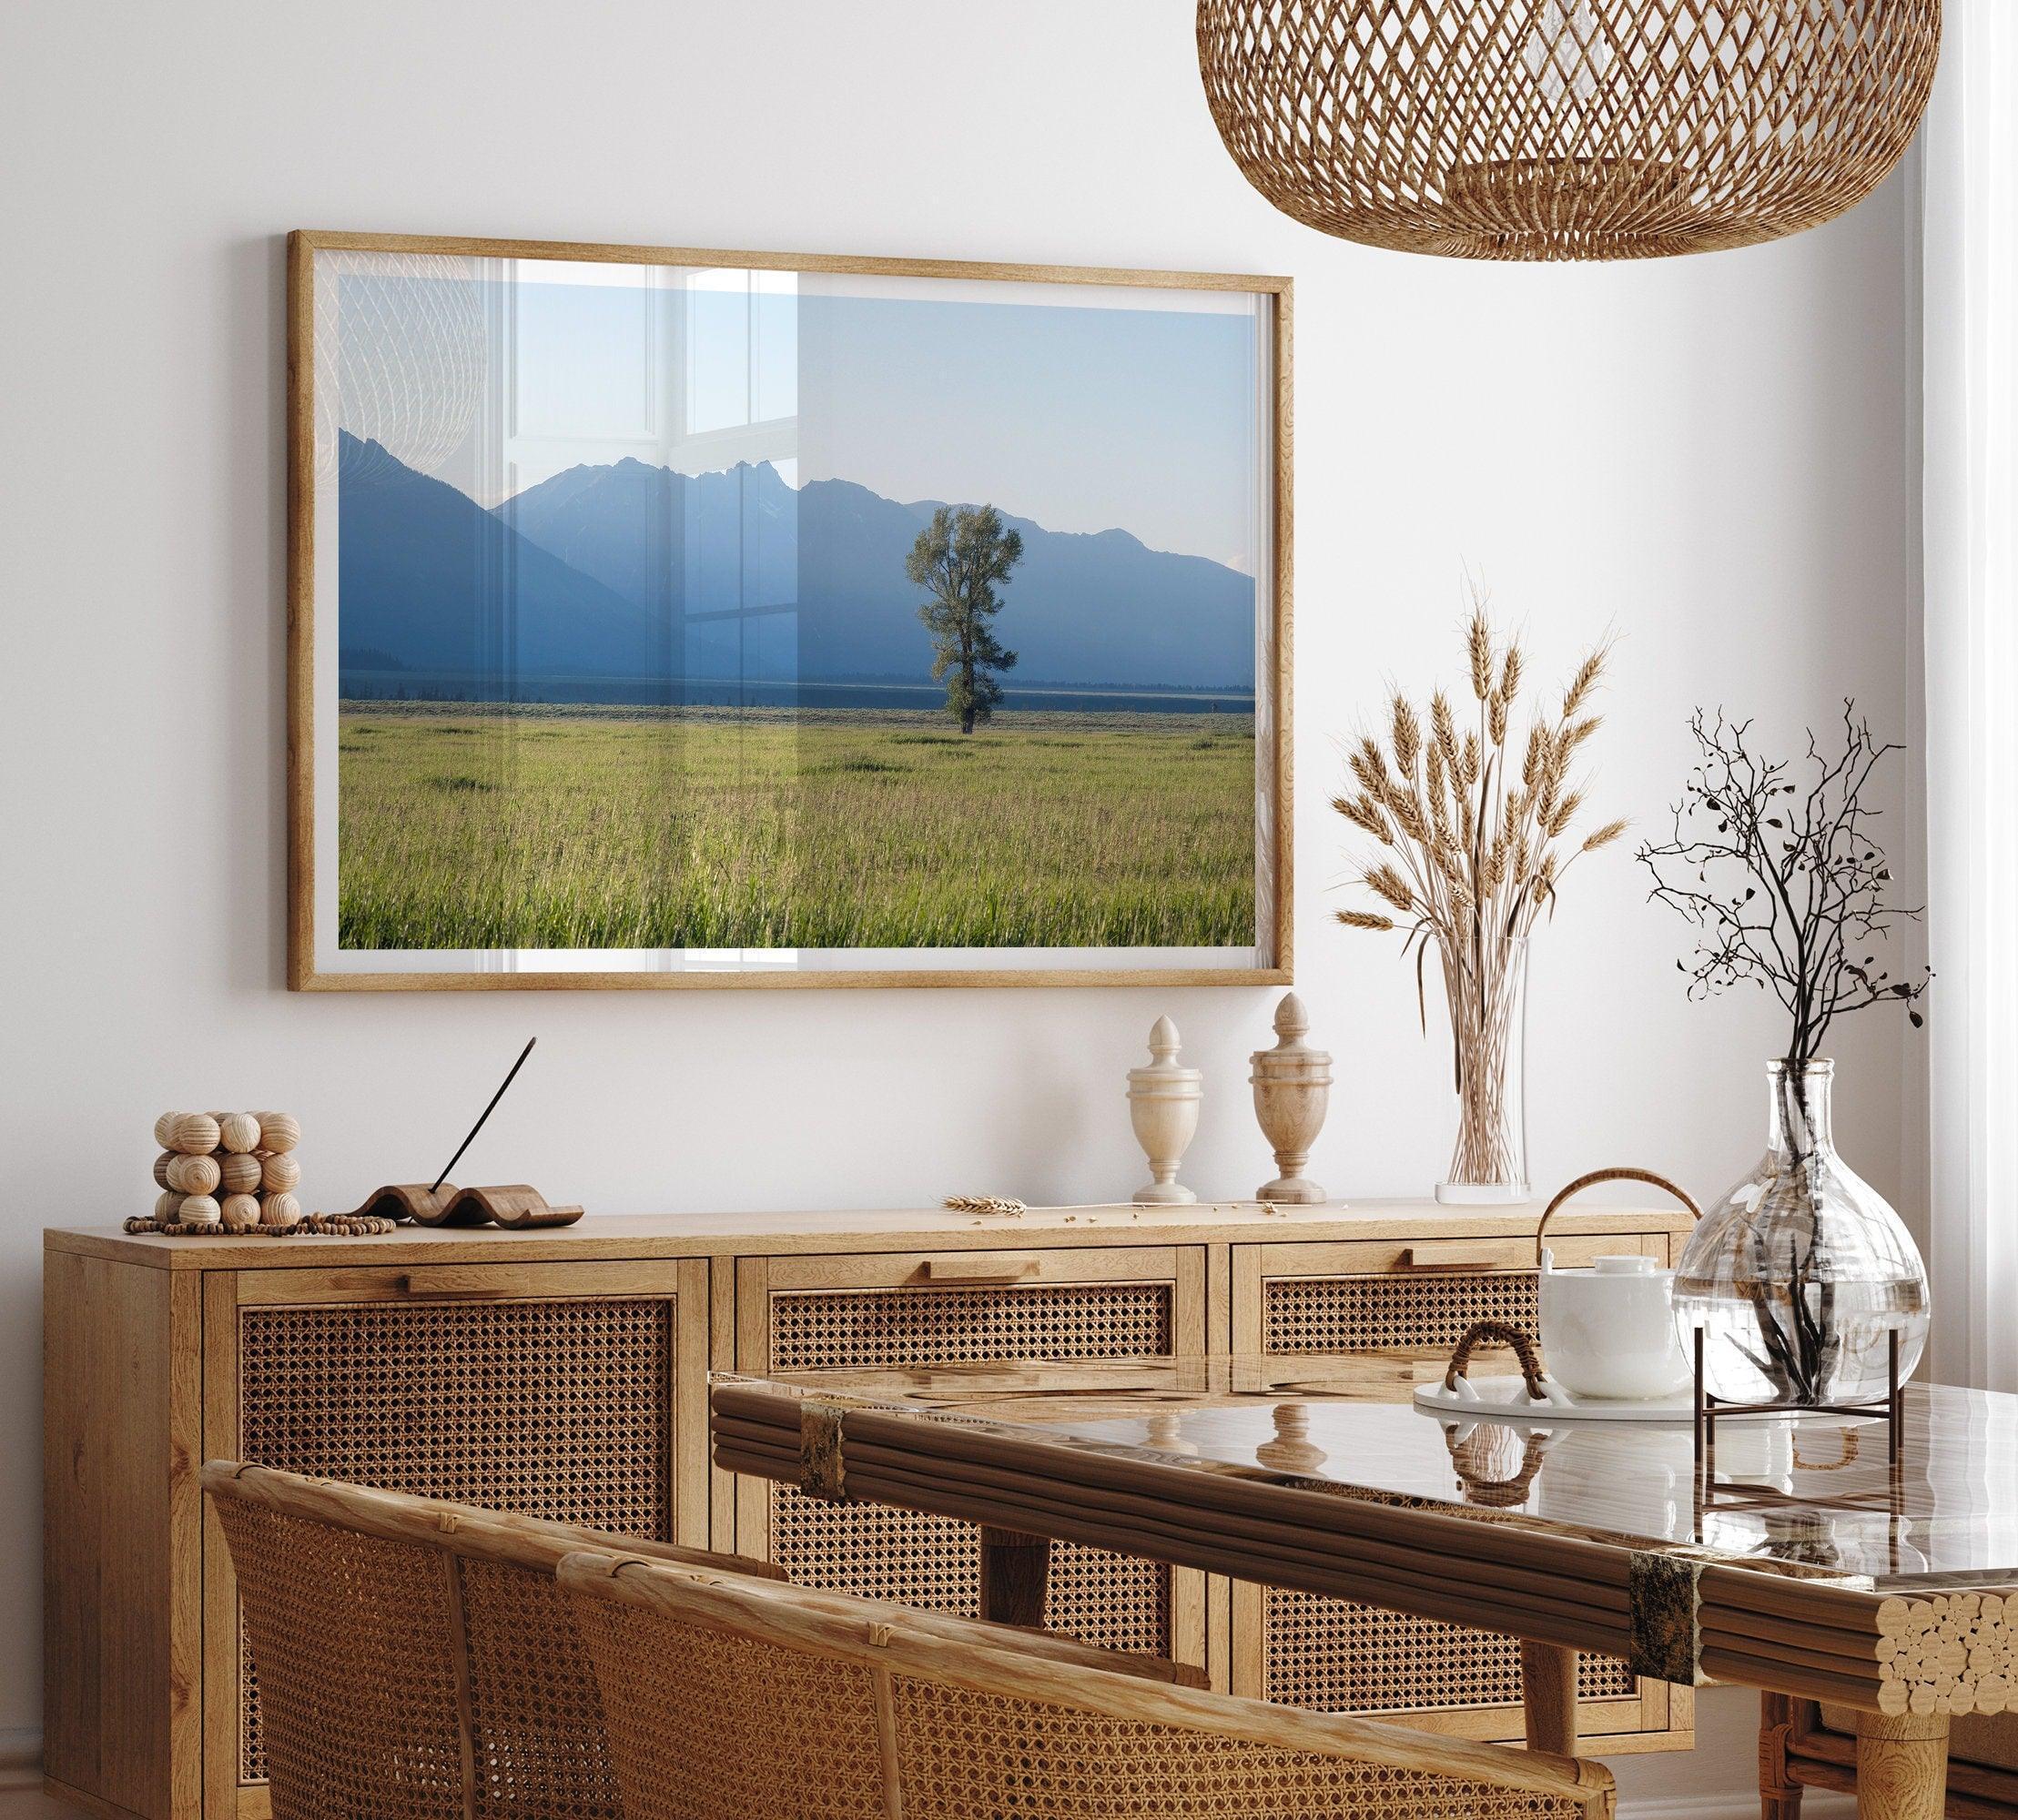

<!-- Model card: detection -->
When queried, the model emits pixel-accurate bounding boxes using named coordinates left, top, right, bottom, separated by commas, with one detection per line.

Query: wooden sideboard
left=44, top=1199, right=1697, bottom=1820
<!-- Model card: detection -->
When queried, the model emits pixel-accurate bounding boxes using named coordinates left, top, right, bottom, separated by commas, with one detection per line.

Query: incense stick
left=431, top=1038, right=537, bottom=1194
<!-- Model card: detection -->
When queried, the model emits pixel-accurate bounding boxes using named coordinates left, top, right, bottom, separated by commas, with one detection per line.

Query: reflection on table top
left=712, top=1357, right=2018, bottom=1587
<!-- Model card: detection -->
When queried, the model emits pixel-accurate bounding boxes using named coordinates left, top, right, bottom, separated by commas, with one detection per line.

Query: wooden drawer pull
left=390, top=1274, right=510, bottom=1299
left=919, top=1256, right=1041, bottom=1285
left=1395, top=1247, right=1512, bottom=1273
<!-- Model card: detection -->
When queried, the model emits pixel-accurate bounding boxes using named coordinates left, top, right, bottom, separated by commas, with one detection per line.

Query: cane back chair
left=202, top=1460, right=786, bottom=1820
left=205, top=1461, right=1211, bottom=1820
left=558, top=1547, right=1619, bottom=1820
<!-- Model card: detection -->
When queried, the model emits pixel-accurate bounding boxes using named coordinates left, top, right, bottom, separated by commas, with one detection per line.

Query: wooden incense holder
left=344, top=1183, right=466, bottom=1226
left=447, top=1185, right=584, bottom=1229
left=339, top=1182, right=583, bottom=1229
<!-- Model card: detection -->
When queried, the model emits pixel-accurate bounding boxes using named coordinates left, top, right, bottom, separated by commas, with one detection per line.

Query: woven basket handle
left=1791, top=1429, right=1862, bottom=1473
left=1534, top=1167, right=1703, bottom=1268
left=1443, top=1320, right=1548, bottom=1400
left=1443, top=1426, right=1550, bottom=1508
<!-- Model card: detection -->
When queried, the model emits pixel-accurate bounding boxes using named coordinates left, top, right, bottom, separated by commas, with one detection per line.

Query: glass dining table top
left=714, top=1356, right=2018, bottom=1587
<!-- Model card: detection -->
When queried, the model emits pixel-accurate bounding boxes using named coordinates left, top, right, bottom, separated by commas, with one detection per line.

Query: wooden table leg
left=1759, top=1692, right=1805, bottom=1819
left=1520, top=1640, right=1580, bottom=1756
left=979, top=1525, right=1051, bottom=1628
left=1853, top=1709, right=1950, bottom=1820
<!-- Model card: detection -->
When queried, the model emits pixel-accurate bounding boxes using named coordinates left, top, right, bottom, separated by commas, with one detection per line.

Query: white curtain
left=1923, top=3, right=2018, bottom=1391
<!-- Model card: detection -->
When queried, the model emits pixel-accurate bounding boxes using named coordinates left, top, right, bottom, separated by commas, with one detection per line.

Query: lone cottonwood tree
left=908, top=504, right=1022, bottom=733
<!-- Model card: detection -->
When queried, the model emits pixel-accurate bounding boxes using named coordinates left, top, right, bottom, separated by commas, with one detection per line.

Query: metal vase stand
left=1691, top=1327, right=1908, bottom=1554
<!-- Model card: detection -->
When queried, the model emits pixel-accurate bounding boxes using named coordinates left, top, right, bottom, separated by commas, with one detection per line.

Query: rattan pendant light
left=1197, top=2, right=1942, bottom=260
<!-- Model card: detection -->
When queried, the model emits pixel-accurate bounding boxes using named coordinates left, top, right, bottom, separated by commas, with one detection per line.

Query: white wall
left=0, top=3, right=1922, bottom=1807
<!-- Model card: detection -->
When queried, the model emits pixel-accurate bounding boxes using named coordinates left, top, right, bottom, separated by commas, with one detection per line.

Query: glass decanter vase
left=1673, top=1059, right=1928, bottom=1404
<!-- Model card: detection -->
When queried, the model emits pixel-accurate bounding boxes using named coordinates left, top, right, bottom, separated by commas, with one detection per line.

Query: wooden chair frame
left=558, top=1546, right=1618, bottom=1817
left=202, top=1459, right=786, bottom=1578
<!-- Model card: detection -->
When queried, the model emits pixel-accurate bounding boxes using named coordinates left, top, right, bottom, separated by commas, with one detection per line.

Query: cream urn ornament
left=1127, top=1016, right=1202, bottom=1206
left=1249, top=992, right=1332, bottom=1205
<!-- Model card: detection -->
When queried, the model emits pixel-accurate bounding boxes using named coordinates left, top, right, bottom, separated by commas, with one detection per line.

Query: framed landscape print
left=287, top=230, right=1291, bottom=989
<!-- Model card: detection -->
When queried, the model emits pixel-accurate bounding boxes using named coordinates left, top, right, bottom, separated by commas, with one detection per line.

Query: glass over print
left=715, top=1357, right=2018, bottom=1585
left=293, top=236, right=1288, bottom=987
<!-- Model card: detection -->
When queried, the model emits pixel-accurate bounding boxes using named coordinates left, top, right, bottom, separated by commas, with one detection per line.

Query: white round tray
left=1413, top=1373, right=1801, bottom=1425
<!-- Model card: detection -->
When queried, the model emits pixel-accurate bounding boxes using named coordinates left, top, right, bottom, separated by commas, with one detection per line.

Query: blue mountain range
left=335, top=430, right=1257, bottom=698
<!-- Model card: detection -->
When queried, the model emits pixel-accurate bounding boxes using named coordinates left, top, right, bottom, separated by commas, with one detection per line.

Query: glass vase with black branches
left=1639, top=703, right=1931, bottom=1406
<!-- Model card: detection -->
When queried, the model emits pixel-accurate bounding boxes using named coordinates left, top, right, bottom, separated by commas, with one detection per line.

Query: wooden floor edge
left=40, top=1776, right=148, bottom=1820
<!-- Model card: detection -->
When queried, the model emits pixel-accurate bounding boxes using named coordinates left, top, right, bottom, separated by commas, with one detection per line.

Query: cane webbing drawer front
left=772, top=1491, right=1171, bottom=1654
left=764, top=1275, right=1176, bottom=1656
left=769, top=1279, right=1173, bottom=1371
left=234, top=1289, right=677, bottom=1787
left=1263, top=1268, right=1539, bottom=1356
left=1252, top=1259, right=1649, bottom=1731
left=1263, top=1588, right=1638, bottom=1713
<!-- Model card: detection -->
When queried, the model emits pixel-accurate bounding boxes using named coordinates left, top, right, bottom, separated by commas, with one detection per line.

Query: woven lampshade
left=1197, top=2, right=1942, bottom=261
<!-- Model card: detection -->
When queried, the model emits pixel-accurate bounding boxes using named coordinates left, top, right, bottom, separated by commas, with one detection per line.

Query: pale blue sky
left=796, top=293, right=1260, bottom=571
left=340, top=269, right=1263, bottom=571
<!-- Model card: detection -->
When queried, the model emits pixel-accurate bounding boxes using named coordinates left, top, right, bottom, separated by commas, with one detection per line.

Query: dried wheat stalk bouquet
left=1333, top=601, right=1623, bottom=1189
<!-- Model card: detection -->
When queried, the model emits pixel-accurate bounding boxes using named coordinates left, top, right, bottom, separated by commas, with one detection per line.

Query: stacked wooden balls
left=152, top=1111, right=301, bottom=1231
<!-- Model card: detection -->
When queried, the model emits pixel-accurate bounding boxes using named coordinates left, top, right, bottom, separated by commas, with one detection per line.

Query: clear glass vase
left=1434, top=932, right=1529, bottom=1204
left=1673, top=1058, right=1929, bottom=1404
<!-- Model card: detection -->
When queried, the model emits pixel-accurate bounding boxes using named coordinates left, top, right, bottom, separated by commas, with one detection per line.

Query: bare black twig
left=1637, top=701, right=1930, bottom=1067
left=1641, top=703, right=1930, bottom=1403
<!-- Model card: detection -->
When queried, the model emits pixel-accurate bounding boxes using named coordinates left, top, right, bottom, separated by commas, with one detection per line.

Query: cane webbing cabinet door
left=199, top=1259, right=709, bottom=1820
left=732, top=1247, right=1210, bottom=1674
left=1228, top=1234, right=1691, bottom=1754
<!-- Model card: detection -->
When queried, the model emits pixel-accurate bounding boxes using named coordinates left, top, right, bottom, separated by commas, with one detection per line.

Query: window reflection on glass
left=314, top=246, right=1273, bottom=976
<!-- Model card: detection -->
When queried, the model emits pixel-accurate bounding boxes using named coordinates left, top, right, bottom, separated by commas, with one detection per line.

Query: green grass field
left=336, top=703, right=1256, bottom=952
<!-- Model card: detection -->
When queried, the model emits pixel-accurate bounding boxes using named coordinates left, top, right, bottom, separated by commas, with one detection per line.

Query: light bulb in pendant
left=1524, top=0, right=1610, bottom=114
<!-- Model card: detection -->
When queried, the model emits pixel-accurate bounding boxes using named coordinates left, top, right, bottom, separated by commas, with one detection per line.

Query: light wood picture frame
left=288, top=230, right=1293, bottom=991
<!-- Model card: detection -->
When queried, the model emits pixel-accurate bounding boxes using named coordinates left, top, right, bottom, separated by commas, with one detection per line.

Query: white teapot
left=1535, top=1168, right=1701, bottom=1401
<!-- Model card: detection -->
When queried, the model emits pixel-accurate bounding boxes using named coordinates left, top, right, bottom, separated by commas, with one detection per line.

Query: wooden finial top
left=1131, top=1016, right=1201, bottom=1097
left=1252, top=991, right=1329, bottom=1076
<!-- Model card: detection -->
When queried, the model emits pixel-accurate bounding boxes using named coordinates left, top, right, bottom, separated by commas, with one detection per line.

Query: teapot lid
left=1591, top=1253, right=1660, bottom=1275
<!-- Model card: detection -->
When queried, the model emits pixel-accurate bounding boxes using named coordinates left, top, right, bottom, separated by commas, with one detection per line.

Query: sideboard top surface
left=45, top=1198, right=1694, bottom=1270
